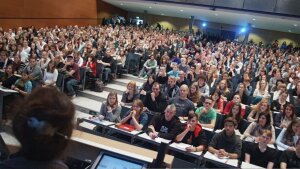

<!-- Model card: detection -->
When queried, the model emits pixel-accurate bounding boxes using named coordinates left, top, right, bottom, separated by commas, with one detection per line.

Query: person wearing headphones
left=0, top=87, right=75, bottom=169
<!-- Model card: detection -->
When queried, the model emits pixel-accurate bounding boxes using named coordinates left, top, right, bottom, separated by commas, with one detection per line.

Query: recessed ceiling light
left=294, top=24, right=298, bottom=27
left=252, top=18, right=256, bottom=21
left=288, top=30, right=292, bottom=32
left=180, top=9, right=183, bottom=12
left=149, top=6, right=152, bottom=8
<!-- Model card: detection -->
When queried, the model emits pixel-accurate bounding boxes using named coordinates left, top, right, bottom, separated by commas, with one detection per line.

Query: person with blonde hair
left=248, top=98, right=273, bottom=123
left=121, top=81, right=139, bottom=106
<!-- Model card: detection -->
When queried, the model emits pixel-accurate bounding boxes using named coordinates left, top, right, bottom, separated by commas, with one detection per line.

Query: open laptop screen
left=91, top=150, right=148, bottom=169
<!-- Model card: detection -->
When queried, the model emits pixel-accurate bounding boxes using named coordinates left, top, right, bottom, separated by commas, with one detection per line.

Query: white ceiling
left=103, top=0, right=300, bottom=34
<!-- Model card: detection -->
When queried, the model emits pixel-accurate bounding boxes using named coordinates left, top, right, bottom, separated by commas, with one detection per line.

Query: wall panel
left=0, top=0, right=98, bottom=30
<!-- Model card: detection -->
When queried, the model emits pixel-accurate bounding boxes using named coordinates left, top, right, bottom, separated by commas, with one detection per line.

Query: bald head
left=179, top=84, right=189, bottom=99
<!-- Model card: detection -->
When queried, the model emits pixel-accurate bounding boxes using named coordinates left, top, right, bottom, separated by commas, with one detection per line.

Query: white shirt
left=43, top=69, right=58, bottom=85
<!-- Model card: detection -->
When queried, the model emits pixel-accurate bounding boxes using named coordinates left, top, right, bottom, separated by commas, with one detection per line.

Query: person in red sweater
left=82, top=55, right=97, bottom=77
left=223, top=93, right=246, bottom=117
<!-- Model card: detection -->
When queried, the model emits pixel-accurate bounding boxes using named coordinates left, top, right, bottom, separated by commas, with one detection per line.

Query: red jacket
left=223, top=101, right=246, bottom=117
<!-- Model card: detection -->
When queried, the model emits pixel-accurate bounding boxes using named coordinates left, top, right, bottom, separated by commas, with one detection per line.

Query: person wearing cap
left=63, top=55, right=80, bottom=98
left=208, top=117, right=242, bottom=159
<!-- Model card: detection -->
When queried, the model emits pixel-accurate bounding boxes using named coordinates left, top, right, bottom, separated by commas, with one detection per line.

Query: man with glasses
left=195, top=96, right=216, bottom=129
left=245, top=130, right=275, bottom=169
left=208, top=117, right=242, bottom=160
left=143, top=82, right=167, bottom=113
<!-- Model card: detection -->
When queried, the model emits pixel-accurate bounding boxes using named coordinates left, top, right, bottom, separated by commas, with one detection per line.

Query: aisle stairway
left=73, top=74, right=146, bottom=130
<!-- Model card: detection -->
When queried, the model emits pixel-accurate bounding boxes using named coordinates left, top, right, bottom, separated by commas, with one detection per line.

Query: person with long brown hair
left=43, top=60, right=58, bottom=87
left=0, top=64, right=18, bottom=88
left=188, top=82, right=202, bottom=107
left=275, top=104, right=297, bottom=128
left=276, top=119, right=300, bottom=151
left=91, top=92, right=121, bottom=123
left=118, top=99, right=148, bottom=131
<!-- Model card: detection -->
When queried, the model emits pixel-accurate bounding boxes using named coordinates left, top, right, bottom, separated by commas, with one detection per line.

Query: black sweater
left=148, top=114, right=182, bottom=140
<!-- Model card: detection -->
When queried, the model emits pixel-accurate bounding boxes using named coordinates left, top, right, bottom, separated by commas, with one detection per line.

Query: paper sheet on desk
left=170, top=142, right=202, bottom=155
left=138, top=133, right=171, bottom=143
left=173, top=142, right=190, bottom=150
left=204, top=151, right=229, bottom=164
left=84, top=117, right=115, bottom=126
left=0, top=87, right=18, bottom=93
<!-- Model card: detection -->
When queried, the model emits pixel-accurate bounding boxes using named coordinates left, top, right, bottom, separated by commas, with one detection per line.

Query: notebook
left=116, top=124, right=135, bottom=132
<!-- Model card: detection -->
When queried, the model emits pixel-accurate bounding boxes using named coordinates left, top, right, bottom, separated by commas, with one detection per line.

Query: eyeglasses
left=204, top=102, right=212, bottom=105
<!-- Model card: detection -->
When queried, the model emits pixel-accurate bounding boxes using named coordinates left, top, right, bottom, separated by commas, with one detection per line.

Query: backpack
left=94, top=79, right=104, bottom=92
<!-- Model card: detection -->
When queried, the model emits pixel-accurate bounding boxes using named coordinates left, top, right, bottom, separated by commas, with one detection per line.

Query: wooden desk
left=71, top=130, right=174, bottom=168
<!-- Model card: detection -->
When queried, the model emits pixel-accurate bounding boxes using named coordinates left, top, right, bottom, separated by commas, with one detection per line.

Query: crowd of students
left=0, top=24, right=299, bottom=168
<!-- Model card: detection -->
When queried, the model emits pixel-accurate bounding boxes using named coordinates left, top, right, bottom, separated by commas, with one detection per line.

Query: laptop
left=90, top=150, right=148, bottom=169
